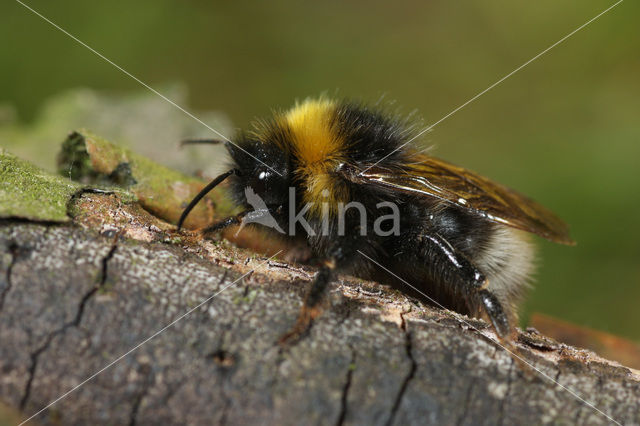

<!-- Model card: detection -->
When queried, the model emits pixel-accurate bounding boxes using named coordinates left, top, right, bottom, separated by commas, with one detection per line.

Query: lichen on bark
left=57, top=129, right=234, bottom=229
left=0, top=149, right=82, bottom=222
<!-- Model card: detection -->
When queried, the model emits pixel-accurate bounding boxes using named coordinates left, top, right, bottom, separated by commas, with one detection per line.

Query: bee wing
left=343, top=153, right=574, bottom=245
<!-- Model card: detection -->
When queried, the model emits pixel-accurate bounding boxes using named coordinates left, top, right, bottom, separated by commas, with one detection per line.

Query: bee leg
left=474, top=289, right=512, bottom=341
left=419, top=233, right=488, bottom=289
left=474, top=288, right=536, bottom=376
left=177, top=211, right=249, bottom=238
left=419, top=233, right=513, bottom=340
left=201, top=211, right=249, bottom=234
left=278, top=259, right=336, bottom=346
left=421, top=234, right=527, bottom=369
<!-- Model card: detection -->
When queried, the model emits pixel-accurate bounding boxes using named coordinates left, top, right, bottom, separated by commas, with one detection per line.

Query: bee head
left=225, top=138, right=291, bottom=209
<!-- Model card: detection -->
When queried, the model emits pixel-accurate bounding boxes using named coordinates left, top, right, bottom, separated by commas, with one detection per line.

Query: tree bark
left=0, top=191, right=639, bottom=426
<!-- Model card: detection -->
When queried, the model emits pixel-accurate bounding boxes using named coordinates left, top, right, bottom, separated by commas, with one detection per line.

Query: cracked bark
left=128, top=363, right=153, bottom=426
left=336, top=349, right=356, bottom=426
left=456, top=379, right=476, bottom=426
left=20, top=335, right=53, bottom=410
left=74, top=236, right=119, bottom=327
left=386, top=313, right=416, bottom=426
left=18, top=233, right=119, bottom=411
left=0, top=241, right=17, bottom=312
left=0, top=198, right=639, bottom=425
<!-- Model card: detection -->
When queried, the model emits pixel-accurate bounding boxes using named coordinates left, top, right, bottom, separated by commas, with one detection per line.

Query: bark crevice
left=73, top=237, right=119, bottom=327
left=0, top=241, right=18, bottom=312
left=18, top=236, right=119, bottom=409
left=128, top=366, right=153, bottom=426
left=385, top=313, right=417, bottom=426
left=456, top=379, right=476, bottom=426
left=336, top=349, right=356, bottom=426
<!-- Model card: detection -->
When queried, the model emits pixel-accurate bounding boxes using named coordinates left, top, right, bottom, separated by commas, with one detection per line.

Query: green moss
left=0, top=149, right=83, bottom=222
left=57, top=130, right=236, bottom=228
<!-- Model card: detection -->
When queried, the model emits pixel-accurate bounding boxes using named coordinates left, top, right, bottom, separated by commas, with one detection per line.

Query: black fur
left=216, top=100, right=513, bottom=340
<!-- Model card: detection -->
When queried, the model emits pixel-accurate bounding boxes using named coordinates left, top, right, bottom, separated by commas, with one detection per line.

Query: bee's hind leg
left=473, top=289, right=513, bottom=341
left=411, top=232, right=533, bottom=374
left=473, top=288, right=537, bottom=376
left=415, top=232, right=515, bottom=341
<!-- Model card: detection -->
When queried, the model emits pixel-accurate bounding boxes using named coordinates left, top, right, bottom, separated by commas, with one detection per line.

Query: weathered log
left=1, top=144, right=638, bottom=425
left=1, top=194, right=639, bottom=425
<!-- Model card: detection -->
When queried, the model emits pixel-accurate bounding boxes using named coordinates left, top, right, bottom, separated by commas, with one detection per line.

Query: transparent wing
left=344, top=154, right=574, bottom=245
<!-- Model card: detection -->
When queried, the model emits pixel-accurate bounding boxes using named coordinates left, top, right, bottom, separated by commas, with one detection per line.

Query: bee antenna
left=180, top=138, right=225, bottom=148
left=177, top=168, right=241, bottom=230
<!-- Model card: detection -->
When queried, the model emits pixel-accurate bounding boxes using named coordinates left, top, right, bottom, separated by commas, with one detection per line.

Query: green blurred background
left=1, top=1, right=638, bottom=340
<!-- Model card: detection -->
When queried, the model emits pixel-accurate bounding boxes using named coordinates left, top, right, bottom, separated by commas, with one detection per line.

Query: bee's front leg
left=278, top=231, right=364, bottom=346
left=277, top=258, right=337, bottom=346
left=201, top=211, right=249, bottom=233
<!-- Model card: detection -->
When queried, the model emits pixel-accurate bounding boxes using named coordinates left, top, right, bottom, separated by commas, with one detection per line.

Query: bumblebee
left=178, top=98, right=574, bottom=345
